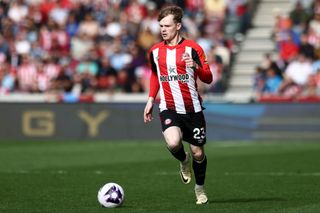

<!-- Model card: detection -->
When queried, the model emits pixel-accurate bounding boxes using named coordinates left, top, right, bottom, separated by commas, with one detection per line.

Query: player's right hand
left=144, top=98, right=154, bottom=123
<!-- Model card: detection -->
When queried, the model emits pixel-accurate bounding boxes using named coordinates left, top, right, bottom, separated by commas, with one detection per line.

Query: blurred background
left=0, top=0, right=319, bottom=141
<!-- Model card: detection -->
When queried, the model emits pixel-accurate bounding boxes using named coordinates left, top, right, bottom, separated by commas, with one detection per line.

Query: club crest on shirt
left=164, top=119, right=172, bottom=125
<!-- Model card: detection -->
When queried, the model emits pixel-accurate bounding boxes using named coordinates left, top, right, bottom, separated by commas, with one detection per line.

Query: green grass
left=0, top=141, right=320, bottom=213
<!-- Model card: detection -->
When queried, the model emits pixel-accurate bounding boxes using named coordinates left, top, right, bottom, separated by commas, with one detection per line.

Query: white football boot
left=195, top=185, right=208, bottom=204
left=179, top=152, right=191, bottom=184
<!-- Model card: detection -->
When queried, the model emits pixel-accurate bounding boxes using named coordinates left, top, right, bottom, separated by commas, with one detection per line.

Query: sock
left=168, top=144, right=187, bottom=162
left=195, top=184, right=204, bottom=190
left=192, top=155, right=207, bottom=185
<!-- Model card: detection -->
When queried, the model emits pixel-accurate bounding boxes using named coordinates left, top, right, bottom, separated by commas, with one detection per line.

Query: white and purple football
left=97, top=182, right=125, bottom=208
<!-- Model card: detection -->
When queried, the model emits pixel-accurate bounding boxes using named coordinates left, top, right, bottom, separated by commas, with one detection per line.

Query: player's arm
left=144, top=52, right=159, bottom=123
left=191, top=47, right=213, bottom=84
left=144, top=96, right=155, bottom=123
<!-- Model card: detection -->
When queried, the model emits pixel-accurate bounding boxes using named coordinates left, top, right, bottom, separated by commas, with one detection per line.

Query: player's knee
left=191, top=149, right=205, bottom=161
left=164, top=130, right=182, bottom=150
left=166, top=140, right=182, bottom=152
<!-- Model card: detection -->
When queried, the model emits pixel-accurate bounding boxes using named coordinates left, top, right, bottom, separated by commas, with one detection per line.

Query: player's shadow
left=212, top=197, right=286, bottom=203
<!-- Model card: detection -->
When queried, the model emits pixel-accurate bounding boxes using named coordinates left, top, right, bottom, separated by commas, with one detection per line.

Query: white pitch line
left=155, top=171, right=320, bottom=177
left=213, top=142, right=258, bottom=148
left=94, top=170, right=103, bottom=175
left=224, top=172, right=320, bottom=176
left=9, top=170, right=320, bottom=177
left=5, top=170, right=106, bottom=175
left=155, top=171, right=177, bottom=176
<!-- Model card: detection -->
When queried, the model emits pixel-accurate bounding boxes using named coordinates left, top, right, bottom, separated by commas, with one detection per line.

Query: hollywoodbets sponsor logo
left=160, top=73, right=190, bottom=83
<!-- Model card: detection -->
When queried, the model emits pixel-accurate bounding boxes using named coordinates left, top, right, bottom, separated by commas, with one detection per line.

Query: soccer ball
left=97, top=182, right=125, bottom=208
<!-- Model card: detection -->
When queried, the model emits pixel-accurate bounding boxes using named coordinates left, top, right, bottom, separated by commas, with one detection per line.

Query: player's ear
left=176, top=22, right=182, bottom=30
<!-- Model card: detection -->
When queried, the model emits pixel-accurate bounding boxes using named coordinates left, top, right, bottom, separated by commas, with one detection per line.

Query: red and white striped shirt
left=17, top=63, right=37, bottom=91
left=148, top=38, right=213, bottom=114
left=43, top=63, right=61, bottom=80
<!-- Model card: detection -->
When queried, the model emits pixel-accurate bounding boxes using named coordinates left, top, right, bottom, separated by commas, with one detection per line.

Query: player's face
left=159, top=14, right=181, bottom=43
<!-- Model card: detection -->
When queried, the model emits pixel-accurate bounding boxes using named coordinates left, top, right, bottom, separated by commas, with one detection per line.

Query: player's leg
left=189, top=144, right=208, bottom=204
left=163, top=126, right=192, bottom=184
left=189, top=144, right=207, bottom=186
left=161, top=110, right=186, bottom=162
left=182, top=111, right=208, bottom=204
left=160, top=110, right=191, bottom=184
left=163, top=126, right=186, bottom=162
left=163, top=126, right=184, bottom=161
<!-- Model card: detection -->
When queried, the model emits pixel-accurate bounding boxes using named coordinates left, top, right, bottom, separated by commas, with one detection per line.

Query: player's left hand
left=181, top=53, right=198, bottom=70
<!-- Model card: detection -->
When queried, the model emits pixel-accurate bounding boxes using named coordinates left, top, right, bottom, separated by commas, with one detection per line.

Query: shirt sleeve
left=148, top=51, right=160, bottom=98
left=192, top=46, right=213, bottom=84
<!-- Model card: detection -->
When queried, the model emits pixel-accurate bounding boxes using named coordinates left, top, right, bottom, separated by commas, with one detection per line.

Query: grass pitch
left=0, top=141, right=320, bottom=213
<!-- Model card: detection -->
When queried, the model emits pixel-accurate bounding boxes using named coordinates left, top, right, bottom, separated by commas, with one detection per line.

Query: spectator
left=264, top=67, right=282, bottom=96
left=42, top=55, right=61, bottom=81
left=97, top=57, right=117, bottom=77
left=116, top=68, right=131, bottom=93
left=70, top=32, right=94, bottom=60
left=109, top=43, right=132, bottom=72
left=49, top=0, right=69, bottom=26
left=204, top=0, right=226, bottom=39
left=255, top=1, right=320, bottom=101
left=100, top=16, right=122, bottom=39
left=260, top=53, right=284, bottom=78
left=14, top=30, right=31, bottom=55
left=197, top=31, right=215, bottom=55
left=307, top=67, right=320, bottom=96
left=299, top=33, right=315, bottom=60
left=50, top=60, right=74, bottom=94
left=16, top=55, right=38, bottom=92
left=205, top=0, right=226, bottom=20
left=278, top=54, right=313, bottom=96
left=124, top=0, right=147, bottom=36
left=78, top=13, right=99, bottom=39
left=312, top=59, right=320, bottom=74
left=96, top=57, right=117, bottom=92
left=133, top=63, right=151, bottom=93
left=0, top=0, right=238, bottom=98
left=310, top=8, right=320, bottom=36
left=0, top=57, right=16, bottom=94
left=50, top=23, right=70, bottom=56
left=253, top=66, right=266, bottom=98
left=34, top=61, right=50, bottom=93
left=140, top=1, right=160, bottom=36
left=213, top=42, right=231, bottom=67
left=278, top=33, right=299, bottom=63
left=289, top=1, right=310, bottom=26
left=8, top=0, right=29, bottom=24
left=65, top=12, right=79, bottom=38
left=137, top=26, right=158, bottom=51
left=308, top=8, right=320, bottom=58
left=75, top=54, right=99, bottom=77
left=290, top=0, right=314, bottom=10
left=227, top=0, right=251, bottom=34
left=0, top=35, right=10, bottom=57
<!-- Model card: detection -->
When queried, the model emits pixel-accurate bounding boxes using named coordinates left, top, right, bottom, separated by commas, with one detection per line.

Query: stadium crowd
left=0, top=0, right=252, bottom=102
left=253, top=0, right=320, bottom=101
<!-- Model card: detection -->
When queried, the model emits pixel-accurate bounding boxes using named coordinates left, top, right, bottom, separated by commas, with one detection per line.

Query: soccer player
left=143, top=5, right=213, bottom=205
